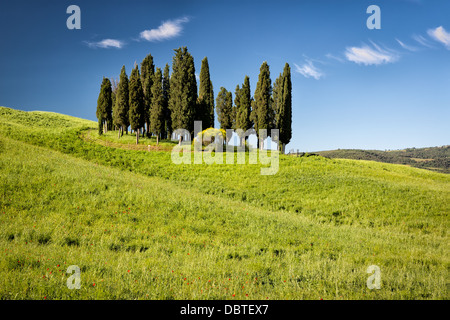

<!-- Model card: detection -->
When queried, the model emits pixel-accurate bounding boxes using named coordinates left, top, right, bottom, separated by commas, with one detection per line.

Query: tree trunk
left=178, top=134, right=182, bottom=146
left=136, top=131, right=139, bottom=145
left=156, top=135, right=159, bottom=145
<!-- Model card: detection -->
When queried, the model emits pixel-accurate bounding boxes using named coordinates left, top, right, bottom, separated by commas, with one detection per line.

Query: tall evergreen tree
left=110, top=77, right=118, bottom=130
left=128, top=65, right=145, bottom=144
left=169, top=47, right=198, bottom=140
left=236, top=75, right=252, bottom=146
left=216, top=87, right=233, bottom=131
left=96, top=77, right=112, bottom=135
left=272, top=73, right=282, bottom=146
left=209, top=83, right=215, bottom=127
left=274, top=63, right=292, bottom=153
left=252, top=61, right=272, bottom=149
left=150, top=68, right=164, bottom=145
left=198, top=57, right=214, bottom=129
left=162, top=63, right=171, bottom=139
left=113, top=66, right=129, bottom=138
left=141, top=54, right=155, bottom=137
left=233, top=84, right=240, bottom=130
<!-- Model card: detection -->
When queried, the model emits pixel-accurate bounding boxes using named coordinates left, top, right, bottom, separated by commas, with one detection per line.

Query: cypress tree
left=198, top=57, right=214, bottom=129
left=112, top=95, right=120, bottom=135
left=103, top=78, right=113, bottom=133
left=114, top=65, right=129, bottom=137
left=195, top=98, right=209, bottom=130
left=96, top=77, right=105, bottom=135
left=150, top=68, right=164, bottom=145
left=233, top=84, right=241, bottom=130
left=128, top=65, right=145, bottom=144
left=111, top=78, right=118, bottom=130
left=252, top=61, right=272, bottom=149
left=236, top=76, right=252, bottom=146
left=96, top=77, right=112, bottom=135
left=141, top=54, right=155, bottom=137
left=274, top=63, right=292, bottom=153
left=216, top=87, right=233, bottom=130
left=272, top=72, right=282, bottom=147
left=162, top=63, right=171, bottom=139
left=169, top=47, right=198, bottom=141
left=209, top=83, right=215, bottom=127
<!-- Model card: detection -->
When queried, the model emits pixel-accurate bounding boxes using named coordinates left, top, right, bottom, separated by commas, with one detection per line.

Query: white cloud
left=140, top=17, right=189, bottom=42
left=325, top=53, right=345, bottom=63
left=395, top=38, right=418, bottom=52
left=412, top=34, right=434, bottom=48
left=345, top=43, right=398, bottom=65
left=294, top=61, right=323, bottom=80
left=427, top=26, right=450, bottom=49
left=86, top=39, right=124, bottom=49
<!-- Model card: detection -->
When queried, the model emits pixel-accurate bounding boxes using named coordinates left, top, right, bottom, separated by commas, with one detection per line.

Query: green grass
left=0, top=106, right=448, bottom=300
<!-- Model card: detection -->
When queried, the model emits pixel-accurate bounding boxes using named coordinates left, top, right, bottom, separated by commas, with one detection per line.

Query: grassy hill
left=0, top=106, right=448, bottom=300
left=315, top=147, right=449, bottom=174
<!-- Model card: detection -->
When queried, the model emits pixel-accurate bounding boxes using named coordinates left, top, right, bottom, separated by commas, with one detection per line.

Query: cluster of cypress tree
left=96, top=47, right=292, bottom=151
left=216, top=62, right=292, bottom=152
left=97, top=54, right=173, bottom=144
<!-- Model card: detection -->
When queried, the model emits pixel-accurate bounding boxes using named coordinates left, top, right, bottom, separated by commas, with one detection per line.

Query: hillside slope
left=0, top=106, right=449, bottom=300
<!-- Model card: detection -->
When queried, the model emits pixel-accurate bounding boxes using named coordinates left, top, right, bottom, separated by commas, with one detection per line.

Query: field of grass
left=0, top=106, right=448, bottom=300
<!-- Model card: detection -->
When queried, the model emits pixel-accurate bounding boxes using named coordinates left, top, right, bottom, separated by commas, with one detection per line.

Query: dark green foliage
left=98, top=117, right=103, bottom=135
left=198, top=57, right=214, bottom=128
left=209, top=83, right=215, bottom=128
left=128, top=65, right=145, bottom=143
left=195, top=99, right=210, bottom=130
left=110, top=78, right=118, bottom=128
left=169, top=47, right=198, bottom=136
left=252, top=62, right=272, bottom=148
left=233, top=84, right=240, bottom=130
left=141, top=54, right=155, bottom=135
left=236, top=76, right=252, bottom=136
left=113, top=66, right=130, bottom=135
left=162, top=64, right=171, bottom=139
left=150, top=68, right=164, bottom=143
left=96, top=77, right=112, bottom=134
left=216, top=87, right=233, bottom=130
left=273, top=63, right=292, bottom=153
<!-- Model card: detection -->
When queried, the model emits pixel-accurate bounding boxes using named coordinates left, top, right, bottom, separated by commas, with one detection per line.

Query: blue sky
left=0, top=0, right=449, bottom=151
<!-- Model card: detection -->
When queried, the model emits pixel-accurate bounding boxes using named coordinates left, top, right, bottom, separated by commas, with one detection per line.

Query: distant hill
left=313, top=146, right=450, bottom=174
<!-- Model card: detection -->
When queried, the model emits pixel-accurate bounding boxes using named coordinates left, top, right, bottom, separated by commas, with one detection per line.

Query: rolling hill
left=0, top=106, right=448, bottom=300
left=315, top=147, right=449, bottom=174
